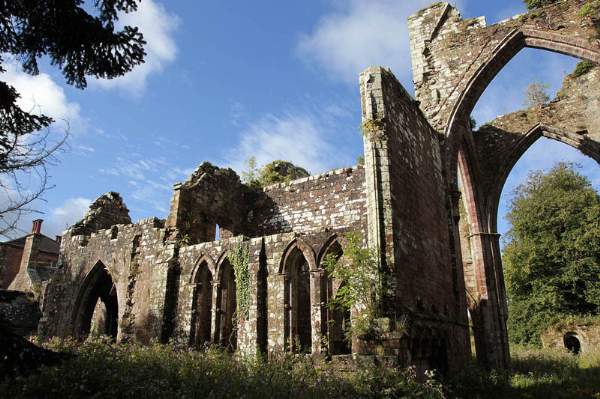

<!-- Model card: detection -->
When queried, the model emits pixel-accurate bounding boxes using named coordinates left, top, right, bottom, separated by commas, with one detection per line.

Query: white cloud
left=297, top=0, right=463, bottom=86
left=0, top=195, right=91, bottom=240
left=93, top=0, right=179, bottom=95
left=1, top=59, right=84, bottom=133
left=228, top=112, right=354, bottom=175
left=47, top=197, right=92, bottom=236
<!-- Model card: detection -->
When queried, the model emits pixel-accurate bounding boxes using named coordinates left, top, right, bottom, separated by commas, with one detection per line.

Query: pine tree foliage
left=503, top=163, right=600, bottom=345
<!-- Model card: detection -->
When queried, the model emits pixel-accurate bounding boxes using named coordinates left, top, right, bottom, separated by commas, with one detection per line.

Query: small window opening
left=111, top=226, right=119, bottom=240
left=215, top=224, right=220, bottom=241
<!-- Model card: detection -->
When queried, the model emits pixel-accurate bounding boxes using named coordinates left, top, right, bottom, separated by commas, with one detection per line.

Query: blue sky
left=2, top=0, right=598, bottom=241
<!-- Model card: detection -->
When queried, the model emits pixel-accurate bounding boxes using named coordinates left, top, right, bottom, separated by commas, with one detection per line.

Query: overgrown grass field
left=1, top=339, right=599, bottom=398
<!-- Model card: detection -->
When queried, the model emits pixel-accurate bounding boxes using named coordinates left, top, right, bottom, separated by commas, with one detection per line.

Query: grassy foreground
left=1, top=339, right=599, bottom=399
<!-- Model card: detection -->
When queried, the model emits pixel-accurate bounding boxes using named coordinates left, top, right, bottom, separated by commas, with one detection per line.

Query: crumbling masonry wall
left=40, top=0, right=600, bottom=373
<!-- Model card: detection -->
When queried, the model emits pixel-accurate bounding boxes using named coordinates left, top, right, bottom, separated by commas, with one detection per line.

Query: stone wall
left=251, top=167, right=367, bottom=237
left=0, top=290, right=41, bottom=337
left=360, top=66, right=470, bottom=373
left=0, top=245, right=24, bottom=289
left=41, top=169, right=369, bottom=359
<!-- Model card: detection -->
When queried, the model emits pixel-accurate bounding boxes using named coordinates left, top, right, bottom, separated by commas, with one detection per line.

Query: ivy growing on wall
left=229, top=242, right=250, bottom=319
left=323, top=232, right=387, bottom=340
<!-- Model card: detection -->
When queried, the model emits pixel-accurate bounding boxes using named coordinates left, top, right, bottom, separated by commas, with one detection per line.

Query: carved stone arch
left=189, top=255, right=215, bottom=348
left=72, top=260, right=119, bottom=340
left=278, top=237, right=316, bottom=275
left=439, top=24, right=600, bottom=370
left=280, top=237, right=317, bottom=354
left=445, top=28, right=600, bottom=177
left=316, top=234, right=341, bottom=267
left=486, top=124, right=600, bottom=232
left=189, top=254, right=217, bottom=284
left=317, top=235, right=352, bottom=356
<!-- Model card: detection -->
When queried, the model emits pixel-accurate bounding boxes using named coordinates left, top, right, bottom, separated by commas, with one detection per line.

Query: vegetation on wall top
left=242, top=158, right=310, bottom=188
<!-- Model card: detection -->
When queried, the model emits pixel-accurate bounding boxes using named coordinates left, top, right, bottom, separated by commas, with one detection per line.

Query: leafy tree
left=0, top=0, right=146, bottom=236
left=524, top=82, right=550, bottom=108
left=241, top=158, right=309, bottom=188
left=503, top=163, right=600, bottom=345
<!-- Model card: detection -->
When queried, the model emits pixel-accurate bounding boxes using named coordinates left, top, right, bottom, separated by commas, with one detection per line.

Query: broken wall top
left=69, top=192, right=132, bottom=237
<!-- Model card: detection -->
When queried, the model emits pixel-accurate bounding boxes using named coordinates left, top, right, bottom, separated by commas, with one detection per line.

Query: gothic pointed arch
left=190, top=257, right=214, bottom=348
left=215, top=253, right=237, bottom=351
left=72, top=261, right=119, bottom=340
left=280, top=238, right=315, bottom=353
left=318, top=237, right=351, bottom=355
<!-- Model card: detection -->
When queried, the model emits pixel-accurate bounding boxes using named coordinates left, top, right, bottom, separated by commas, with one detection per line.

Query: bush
left=0, top=338, right=445, bottom=399
left=571, top=60, right=596, bottom=78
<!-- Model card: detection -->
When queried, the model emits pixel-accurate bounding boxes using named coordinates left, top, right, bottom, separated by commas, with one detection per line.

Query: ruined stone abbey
left=31, top=1, right=599, bottom=373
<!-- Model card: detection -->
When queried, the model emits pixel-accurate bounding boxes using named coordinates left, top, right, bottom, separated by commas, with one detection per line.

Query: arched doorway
left=216, top=258, right=237, bottom=351
left=283, top=246, right=312, bottom=354
left=190, top=261, right=213, bottom=348
left=72, top=261, right=119, bottom=340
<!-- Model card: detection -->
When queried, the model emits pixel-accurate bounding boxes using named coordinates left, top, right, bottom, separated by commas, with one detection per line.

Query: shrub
left=0, top=338, right=446, bottom=399
left=571, top=60, right=596, bottom=78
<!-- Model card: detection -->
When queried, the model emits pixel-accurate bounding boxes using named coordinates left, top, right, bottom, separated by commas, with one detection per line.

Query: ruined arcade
left=39, top=0, right=600, bottom=372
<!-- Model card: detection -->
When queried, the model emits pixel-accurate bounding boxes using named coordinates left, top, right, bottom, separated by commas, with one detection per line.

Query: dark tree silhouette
left=0, top=0, right=146, bottom=236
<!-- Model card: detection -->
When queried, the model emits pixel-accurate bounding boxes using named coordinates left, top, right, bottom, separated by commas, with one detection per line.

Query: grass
left=1, top=338, right=599, bottom=399
left=0, top=337, right=444, bottom=399
left=449, top=345, right=600, bottom=399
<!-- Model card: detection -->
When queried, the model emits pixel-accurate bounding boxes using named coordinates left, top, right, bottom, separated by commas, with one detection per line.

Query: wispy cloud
left=296, top=0, right=463, bottom=87
left=92, top=0, right=180, bottom=95
left=100, top=157, right=191, bottom=215
left=227, top=109, right=357, bottom=175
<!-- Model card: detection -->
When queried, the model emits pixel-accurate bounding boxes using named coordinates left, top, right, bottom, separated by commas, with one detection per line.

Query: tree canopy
left=503, top=163, right=600, bottom=345
left=0, top=0, right=145, bottom=236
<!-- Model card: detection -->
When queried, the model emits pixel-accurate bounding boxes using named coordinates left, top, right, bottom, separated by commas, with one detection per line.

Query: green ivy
left=229, top=242, right=250, bottom=319
left=323, top=232, right=387, bottom=340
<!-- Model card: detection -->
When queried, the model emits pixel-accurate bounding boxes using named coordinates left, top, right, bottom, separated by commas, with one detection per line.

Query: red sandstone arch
left=278, top=238, right=316, bottom=274
left=485, top=124, right=600, bottom=232
left=280, top=238, right=317, bottom=353
left=445, top=28, right=600, bottom=176
left=189, top=254, right=217, bottom=284
left=318, top=238, right=352, bottom=356
left=72, top=261, right=119, bottom=340
left=444, top=27, right=600, bottom=370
